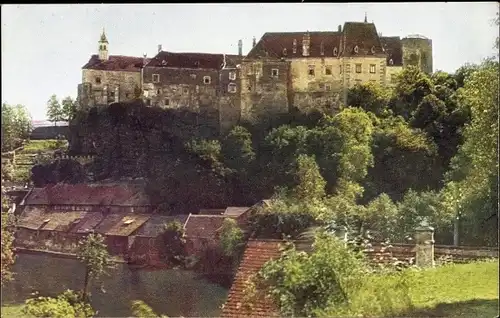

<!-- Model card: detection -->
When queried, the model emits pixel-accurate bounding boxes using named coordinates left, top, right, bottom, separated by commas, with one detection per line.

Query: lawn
left=0, top=304, right=25, bottom=317
left=405, top=260, right=499, bottom=317
left=20, top=139, right=67, bottom=154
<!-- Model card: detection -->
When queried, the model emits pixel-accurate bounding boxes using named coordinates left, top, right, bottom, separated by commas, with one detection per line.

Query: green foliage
left=292, top=154, right=326, bottom=202
left=2, top=103, right=32, bottom=152
left=391, top=66, right=434, bottom=119
left=21, top=139, right=67, bottom=154
left=347, top=81, right=391, bottom=116
left=161, top=221, right=186, bottom=264
left=23, top=290, right=94, bottom=318
left=219, top=218, right=244, bottom=257
left=361, top=193, right=399, bottom=241
left=442, top=60, right=499, bottom=246
left=76, top=233, right=115, bottom=300
left=1, top=193, right=15, bottom=286
left=61, top=96, right=77, bottom=122
left=221, top=125, right=255, bottom=172
left=257, top=232, right=367, bottom=317
left=46, top=94, right=63, bottom=124
left=131, top=300, right=168, bottom=318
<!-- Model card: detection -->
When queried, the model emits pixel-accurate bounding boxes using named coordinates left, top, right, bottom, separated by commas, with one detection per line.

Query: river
left=1, top=253, right=230, bottom=317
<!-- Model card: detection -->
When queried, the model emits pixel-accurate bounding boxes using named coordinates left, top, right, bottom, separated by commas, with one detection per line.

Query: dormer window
left=203, top=76, right=211, bottom=84
left=333, top=47, right=338, bottom=56
left=371, top=46, right=376, bottom=54
left=228, top=83, right=237, bottom=93
left=354, top=45, right=359, bottom=54
left=271, top=69, right=279, bottom=78
left=152, top=74, right=160, bottom=83
left=283, top=48, right=287, bottom=56
left=229, top=72, right=236, bottom=80
left=95, top=76, right=101, bottom=84
left=308, top=65, right=315, bottom=77
left=292, top=39, right=297, bottom=53
left=195, top=61, right=200, bottom=67
left=320, top=41, right=325, bottom=56
left=161, top=60, right=167, bottom=66
left=389, top=59, right=394, bottom=65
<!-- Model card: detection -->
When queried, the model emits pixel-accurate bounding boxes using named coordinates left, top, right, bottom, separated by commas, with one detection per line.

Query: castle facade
left=77, top=18, right=433, bottom=132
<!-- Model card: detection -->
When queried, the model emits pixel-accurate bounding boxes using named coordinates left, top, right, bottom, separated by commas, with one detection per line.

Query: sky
left=2, top=3, right=499, bottom=120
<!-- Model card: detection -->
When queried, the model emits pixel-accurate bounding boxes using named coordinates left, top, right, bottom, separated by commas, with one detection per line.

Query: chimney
left=338, top=25, right=342, bottom=32
left=252, top=36, right=256, bottom=47
left=302, top=32, right=310, bottom=57
left=238, top=39, right=243, bottom=56
left=158, top=44, right=162, bottom=53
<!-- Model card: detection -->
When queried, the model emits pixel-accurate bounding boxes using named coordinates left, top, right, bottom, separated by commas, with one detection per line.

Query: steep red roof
left=248, top=31, right=342, bottom=59
left=145, top=51, right=225, bottom=69
left=184, top=214, right=227, bottom=239
left=380, top=36, right=403, bottom=66
left=25, top=183, right=150, bottom=206
left=221, top=240, right=283, bottom=317
left=82, top=55, right=147, bottom=72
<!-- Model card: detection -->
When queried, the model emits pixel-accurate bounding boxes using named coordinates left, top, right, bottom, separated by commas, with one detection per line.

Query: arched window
left=333, top=47, right=338, bottom=56
left=283, top=48, right=287, bottom=56
left=354, top=45, right=359, bottom=53
left=389, top=59, right=394, bottom=65
left=371, top=46, right=375, bottom=54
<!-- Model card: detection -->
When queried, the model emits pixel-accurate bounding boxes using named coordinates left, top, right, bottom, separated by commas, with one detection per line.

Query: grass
left=0, top=304, right=25, bottom=317
left=323, top=260, right=499, bottom=317
left=19, top=139, right=67, bottom=154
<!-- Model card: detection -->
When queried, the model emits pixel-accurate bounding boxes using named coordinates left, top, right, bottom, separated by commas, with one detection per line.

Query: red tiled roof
left=380, top=36, right=403, bottom=66
left=146, top=51, right=225, bottom=69
left=221, top=240, right=283, bottom=318
left=248, top=31, right=342, bottom=59
left=25, top=183, right=150, bottom=206
left=224, top=207, right=250, bottom=218
left=184, top=214, right=227, bottom=239
left=82, top=55, right=147, bottom=72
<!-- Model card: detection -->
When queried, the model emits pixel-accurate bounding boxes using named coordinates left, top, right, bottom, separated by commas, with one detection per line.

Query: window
left=293, top=39, right=297, bottom=53
left=203, top=76, right=211, bottom=84
left=190, top=74, right=197, bottom=79
left=320, top=42, right=325, bottom=56
left=391, top=74, right=397, bottom=83
left=354, top=45, right=359, bottom=54
left=308, top=65, right=315, bottom=76
left=346, top=64, right=351, bottom=72
left=109, top=91, right=115, bottom=102
left=325, top=84, right=331, bottom=91
left=229, top=72, right=236, bottom=80
left=228, top=83, right=237, bottom=93
left=125, top=93, right=131, bottom=99
left=271, top=69, right=279, bottom=77
left=371, top=46, right=376, bottom=54
left=340, top=65, right=343, bottom=74
left=95, top=77, right=101, bottom=84
left=325, top=66, right=332, bottom=75
left=319, top=83, right=325, bottom=90
left=282, top=48, right=287, bottom=56
left=183, top=88, right=189, bottom=94
left=152, top=74, right=160, bottom=83
left=146, top=99, right=151, bottom=106
left=370, top=64, right=376, bottom=74
left=355, top=64, right=362, bottom=73
left=389, top=59, right=394, bottom=66
left=156, top=89, right=161, bottom=95
left=333, top=47, right=338, bottom=56
left=164, top=99, right=170, bottom=106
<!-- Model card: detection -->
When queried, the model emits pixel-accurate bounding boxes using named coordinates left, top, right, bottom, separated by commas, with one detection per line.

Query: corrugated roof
left=135, top=214, right=189, bottom=237
left=25, top=183, right=150, bottom=206
left=96, top=213, right=150, bottom=237
left=82, top=55, right=147, bottom=72
left=221, top=240, right=283, bottom=317
left=184, top=215, right=227, bottom=239
left=224, top=207, right=250, bottom=218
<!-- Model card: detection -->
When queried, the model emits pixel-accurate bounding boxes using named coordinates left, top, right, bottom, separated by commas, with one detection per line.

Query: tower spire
left=364, top=12, right=368, bottom=23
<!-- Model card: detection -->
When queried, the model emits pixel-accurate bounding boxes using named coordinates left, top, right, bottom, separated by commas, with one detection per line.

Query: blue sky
left=1, top=3, right=498, bottom=120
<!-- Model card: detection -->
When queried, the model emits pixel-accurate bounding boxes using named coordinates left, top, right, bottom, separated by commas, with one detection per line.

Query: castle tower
left=98, top=28, right=109, bottom=61
left=401, top=35, right=433, bottom=74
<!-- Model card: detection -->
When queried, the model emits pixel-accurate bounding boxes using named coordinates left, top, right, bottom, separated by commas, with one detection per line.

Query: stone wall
left=401, top=37, right=433, bottom=74
left=240, top=59, right=290, bottom=123
left=80, top=69, right=142, bottom=107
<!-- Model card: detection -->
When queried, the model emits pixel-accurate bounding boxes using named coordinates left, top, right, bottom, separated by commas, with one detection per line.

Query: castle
left=77, top=17, right=433, bottom=132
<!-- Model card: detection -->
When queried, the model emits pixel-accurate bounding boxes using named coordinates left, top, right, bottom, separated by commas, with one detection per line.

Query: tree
left=219, top=218, right=244, bottom=258
left=222, top=125, right=256, bottom=172
left=23, top=290, right=94, bottom=318
left=442, top=60, right=499, bottom=246
left=1, top=103, right=32, bottom=151
left=347, top=82, right=391, bottom=116
left=46, top=94, right=63, bottom=126
left=1, top=193, right=15, bottom=286
left=61, top=96, right=77, bottom=122
left=76, top=233, right=115, bottom=301
left=131, top=300, right=168, bottom=318
left=293, top=154, right=326, bottom=202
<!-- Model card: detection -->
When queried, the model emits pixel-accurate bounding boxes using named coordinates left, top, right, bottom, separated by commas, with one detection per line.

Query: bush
left=161, top=221, right=186, bottom=264
left=23, top=290, right=94, bottom=318
left=219, top=218, right=244, bottom=258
